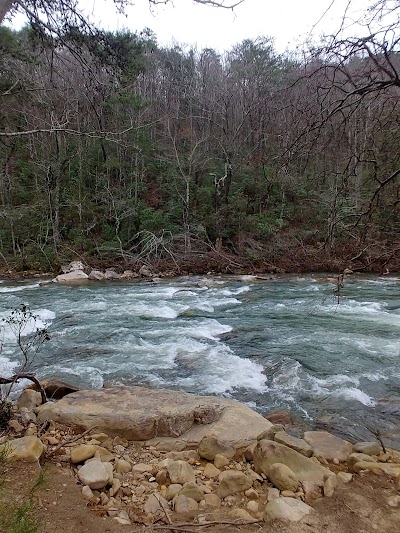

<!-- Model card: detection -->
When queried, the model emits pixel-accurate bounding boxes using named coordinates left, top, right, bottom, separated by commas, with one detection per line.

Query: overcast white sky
left=7, top=0, right=369, bottom=52
left=81, top=0, right=367, bottom=52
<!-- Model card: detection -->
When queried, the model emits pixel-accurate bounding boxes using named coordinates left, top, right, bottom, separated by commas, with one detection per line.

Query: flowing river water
left=1, top=274, right=399, bottom=446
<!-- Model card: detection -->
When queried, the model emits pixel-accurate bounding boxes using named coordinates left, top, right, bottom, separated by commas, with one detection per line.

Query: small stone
left=165, top=484, right=183, bottom=501
left=156, top=469, right=168, bottom=485
left=116, top=459, right=131, bottom=474
left=0, top=435, right=44, bottom=462
left=214, top=454, right=230, bottom=469
left=132, top=463, right=152, bottom=474
left=267, top=488, right=280, bottom=501
left=347, top=453, right=377, bottom=472
left=103, top=462, right=113, bottom=484
left=204, top=493, right=222, bottom=508
left=203, top=463, right=221, bottom=479
left=9, top=420, right=25, bottom=432
left=323, top=474, right=337, bottom=497
left=198, top=434, right=236, bottom=461
left=265, top=497, right=312, bottom=522
left=229, top=508, right=254, bottom=521
left=46, top=436, right=59, bottom=445
left=109, top=479, right=121, bottom=497
left=167, top=461, right=195, bottom=484
left=352, top=442, right=381, bottom=456
left=17, top=389, right=42, bottom=410
left=71, top=445, right=96, bottom=464
left=78, top=461, right=110, bottom=490
left=244, top=488, right=259, bottom=500
left=267, top=463, right=299, bottom=492
left=265, top=412, right=293, bottom=425
left=217, top=470, right=252, bottom=498
left=25, top=423, right=37, bottom=436
left=378, top=453, right=392, bottom=462
left=113, top=436, right=129, bottom=447
left=144, top=493, right=168, bottom=515
left=173, top=494, right=198, bottom=513
left=82, top=485, right=94, bottom=500
left=114, top=517, right=131, bottom=525
left=337, top=472, right=353, bottom=484
left=333, top=458, right=340, bottom=465
left=178, top=482, right=204, bottom=502
left=247, top=500, right=259, bottom=513
left=387, top=495, right=400, bottom=508
left=281, top=490, right=297, bottom=498
left=91, top=433, right=109, bottom=442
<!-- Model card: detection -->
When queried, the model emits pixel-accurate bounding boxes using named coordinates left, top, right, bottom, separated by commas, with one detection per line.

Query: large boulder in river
left=55, top=270, right=88, bottom=283
left=36, top=386, right=272, bottom=444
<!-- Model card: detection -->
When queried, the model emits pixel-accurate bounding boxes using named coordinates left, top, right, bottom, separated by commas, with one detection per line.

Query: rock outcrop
left=36, top=386, right=272, bottom=445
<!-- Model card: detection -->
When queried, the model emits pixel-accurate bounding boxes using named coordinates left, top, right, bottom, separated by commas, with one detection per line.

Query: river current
left=1, top=274, right=399, bottom=446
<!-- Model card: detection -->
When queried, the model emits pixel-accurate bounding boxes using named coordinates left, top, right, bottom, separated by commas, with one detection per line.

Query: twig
left=155, top=494, right=173, bottom=525
left=47, top=425, right=98, bottom=456
left=155, top=519, right=262, bottom=530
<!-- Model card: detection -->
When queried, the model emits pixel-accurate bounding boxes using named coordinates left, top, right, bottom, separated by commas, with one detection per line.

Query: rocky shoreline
left=1, top=385, right=400, bottom=529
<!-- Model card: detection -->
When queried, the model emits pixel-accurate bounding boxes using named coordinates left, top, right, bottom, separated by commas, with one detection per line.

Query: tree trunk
left=0, top=0, right=14, bottom=24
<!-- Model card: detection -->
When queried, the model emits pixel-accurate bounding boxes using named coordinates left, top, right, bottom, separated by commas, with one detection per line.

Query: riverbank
left=1, top=386, right=400, bottom=532
left=1, top=246, right=399, bottom=281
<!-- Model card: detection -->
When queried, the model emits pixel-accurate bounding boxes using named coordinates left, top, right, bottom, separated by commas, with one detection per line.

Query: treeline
left=0, top=25, right=399, bottom=274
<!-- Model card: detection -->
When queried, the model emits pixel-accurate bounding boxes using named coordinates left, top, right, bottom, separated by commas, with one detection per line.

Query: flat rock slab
left=304, top=431, right=352, bottom=462
left=37, top=386, right=272, bottom=443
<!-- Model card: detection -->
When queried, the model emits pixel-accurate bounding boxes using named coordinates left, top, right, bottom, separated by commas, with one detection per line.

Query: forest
left=0, top=0, right=399, bottom=275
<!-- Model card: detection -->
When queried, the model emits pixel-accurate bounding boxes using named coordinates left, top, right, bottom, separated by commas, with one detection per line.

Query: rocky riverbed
left=1, top=385, right=400, bottom=532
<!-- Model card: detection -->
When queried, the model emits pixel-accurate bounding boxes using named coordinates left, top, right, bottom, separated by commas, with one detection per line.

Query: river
left=1, top=274, right=399, bottom=446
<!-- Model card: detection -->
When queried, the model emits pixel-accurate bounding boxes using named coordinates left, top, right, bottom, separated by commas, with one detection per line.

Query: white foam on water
left=0, top=283, right=40, bottom=293
left=362, top=371, right=389, bottom=382
left=334, top=387, right=376, bottom=406
left=0, top=308, right=55, bottom=341
left=174, top=344, right=267, bottom=395
left=218, top=286, right=250, bottom=296
left=0, top=355, right=18, bottom=377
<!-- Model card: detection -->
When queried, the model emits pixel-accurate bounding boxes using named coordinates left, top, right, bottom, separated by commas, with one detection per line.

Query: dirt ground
left=1, top=461, right=400, bottom=533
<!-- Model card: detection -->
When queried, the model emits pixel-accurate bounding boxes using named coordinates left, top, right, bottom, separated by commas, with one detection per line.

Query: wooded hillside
left=1, top=3, right=399, bottom=274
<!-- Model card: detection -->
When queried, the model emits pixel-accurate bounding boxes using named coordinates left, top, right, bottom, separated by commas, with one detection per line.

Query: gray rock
left=17, top=390, right=42, bottom=410
left=303, top=431, right=352, bottom=462
left=8, top=420, right=24, bottom=433
left=198, top=434, right=236, bottom=460
left=0, top=436, right=44, bottom=462
left=274, top=431, right=313, bottom=457
left=352, top=442, right=381, bottom=456
left=167, top=461, right=195, bottom=484
left=216, top=470, right=253, bottom=498
left=115, top=459, right=131, bottom=474
left=203, top=463, right=221, bottom=478
left=104, top=269, right=121, bottom=280
left=229, top=508, right=254, bottom=521
left=323, top=474, right=338, bottom=497
left=165, top=484, right=183, bottom=501
left=144, top=493, right=169, bottom=515
left=178, top=482, right=204, bottom=502
left=265, top=497, right=312, bottom=522
left=88, top=270, right=105, bottom=281
left=37, top=386, right=271, bottom=443
left=337, top=472, right=353, bottom=484
left=55, top=270, right=88, bottom=283
left=267, top=463, right=299, bottom=492
left=70, top=445, right=96, bottom=464
left=81, top=485, right=94, bottom=500
left=257, top=424, right=284, bottom=441
left=173, top=494, right=198, bottom=513
left=253, top=440, right=328, bottom=488
left=62, top=261, right=85, bottom=273
left=347, top=453, right=377, bottom=472
left=77, top=461, right=110, bottom=489
left=204, top=493, right=221, bottom=508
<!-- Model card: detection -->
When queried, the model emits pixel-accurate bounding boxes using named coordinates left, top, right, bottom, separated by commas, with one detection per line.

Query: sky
left=7, top=0, right=370, bottom=53
left=81, top=0, right=368, bottom=53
